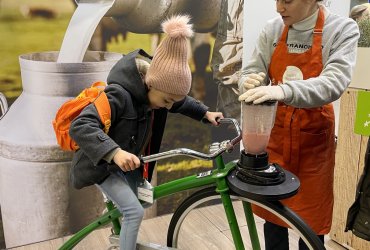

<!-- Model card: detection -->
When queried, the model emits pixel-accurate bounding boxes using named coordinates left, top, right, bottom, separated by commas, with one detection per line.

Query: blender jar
left=242, top=101, right=277, bottom=155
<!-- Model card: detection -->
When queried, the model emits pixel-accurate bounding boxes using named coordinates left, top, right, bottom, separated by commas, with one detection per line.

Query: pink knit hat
left=145, top=15, right=194, bottom=95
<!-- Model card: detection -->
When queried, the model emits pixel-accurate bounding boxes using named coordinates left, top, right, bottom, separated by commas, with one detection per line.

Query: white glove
left=239, top=72, right=266, bottom=89
left=222, top=71, right=240, bottom=85
left=238, top=85, right=285, bottom=104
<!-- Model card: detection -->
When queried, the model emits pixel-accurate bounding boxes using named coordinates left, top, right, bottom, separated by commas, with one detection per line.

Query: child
left=69, top=15, right=222, bottom=250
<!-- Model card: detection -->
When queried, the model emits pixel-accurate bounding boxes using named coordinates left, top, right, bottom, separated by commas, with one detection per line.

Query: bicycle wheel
left=167, top=187, right=325, bottom=250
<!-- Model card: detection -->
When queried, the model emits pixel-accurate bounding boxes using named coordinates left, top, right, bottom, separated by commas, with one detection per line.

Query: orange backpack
left=52, top=81, right=111, bottom=151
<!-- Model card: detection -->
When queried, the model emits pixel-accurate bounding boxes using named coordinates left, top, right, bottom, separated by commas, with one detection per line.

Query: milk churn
left=0, top=51, right=122, bottom=248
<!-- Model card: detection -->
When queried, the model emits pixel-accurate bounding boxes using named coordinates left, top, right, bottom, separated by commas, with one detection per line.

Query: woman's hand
left=113, top=149, right=141, bottom=172
left=239, top=72, right=266, bottom=89
left=239, top=85, right=285, bottom=104
left=204, top=111, right=224, bottom=126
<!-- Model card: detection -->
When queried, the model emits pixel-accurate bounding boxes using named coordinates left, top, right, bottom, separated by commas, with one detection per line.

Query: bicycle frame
left=59, top=118, right=261, bottom=250
left=59, top=159, right=261, bottom=250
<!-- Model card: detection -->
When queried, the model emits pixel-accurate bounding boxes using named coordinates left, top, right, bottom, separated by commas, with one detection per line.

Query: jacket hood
left=107, top=49, right=152, bottom=104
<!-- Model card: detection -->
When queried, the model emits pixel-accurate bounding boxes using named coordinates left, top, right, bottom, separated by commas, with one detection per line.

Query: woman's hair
left=350, top=4, right=368, bottom=21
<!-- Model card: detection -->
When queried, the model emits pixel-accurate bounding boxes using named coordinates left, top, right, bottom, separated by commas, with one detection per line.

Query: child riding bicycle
left=69, top=15, right=222, bottom=250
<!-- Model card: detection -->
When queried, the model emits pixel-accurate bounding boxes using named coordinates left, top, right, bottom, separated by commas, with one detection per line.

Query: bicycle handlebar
left=141, top=118, right=241, bottom=163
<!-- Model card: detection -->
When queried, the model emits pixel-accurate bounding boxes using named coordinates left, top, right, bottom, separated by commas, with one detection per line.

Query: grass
left=0, top=0, right=75, bottom=98
left=0, top=15, right=72, bottom=98
left=0, top=0, right=75, bottom=13
left=358, top=18, right=370, bottom=47
left=107, top=33, right=153, bottom=55
left=157, top=159, right=212, bottom=172
left=0, top=15, right=155, bottom=99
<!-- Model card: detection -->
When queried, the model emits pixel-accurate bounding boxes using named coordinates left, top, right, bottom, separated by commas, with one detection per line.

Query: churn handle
left=0, top=92, right=8, bottom=119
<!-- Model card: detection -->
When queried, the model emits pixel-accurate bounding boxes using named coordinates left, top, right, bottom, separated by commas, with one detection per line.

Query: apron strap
left=143, top=111, right=154, bottom=180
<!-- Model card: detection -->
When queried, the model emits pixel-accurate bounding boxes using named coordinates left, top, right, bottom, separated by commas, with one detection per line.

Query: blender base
left=227, top=169, right=300, bottom=201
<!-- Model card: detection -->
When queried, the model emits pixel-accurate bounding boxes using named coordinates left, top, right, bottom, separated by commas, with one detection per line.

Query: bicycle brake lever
left=139, top=155, right=145, bottom=166
left=201, top=116, right=221, bottom=125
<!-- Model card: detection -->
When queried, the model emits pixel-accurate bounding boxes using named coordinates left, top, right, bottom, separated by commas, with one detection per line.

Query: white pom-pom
left=162, top=15, right=194, bottom=38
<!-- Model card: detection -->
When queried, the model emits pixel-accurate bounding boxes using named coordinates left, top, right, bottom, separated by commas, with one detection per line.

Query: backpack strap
left=92, top=81, right=107, bottom=89
left=94, top=91, right=111, bottom=134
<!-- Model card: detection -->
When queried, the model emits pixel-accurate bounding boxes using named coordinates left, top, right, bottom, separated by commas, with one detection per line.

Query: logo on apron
left=282, top=66, right=304, bottom=83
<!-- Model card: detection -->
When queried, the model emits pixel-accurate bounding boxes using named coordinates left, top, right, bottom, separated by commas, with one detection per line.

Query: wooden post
left=330, top=88, right=370, bottom=249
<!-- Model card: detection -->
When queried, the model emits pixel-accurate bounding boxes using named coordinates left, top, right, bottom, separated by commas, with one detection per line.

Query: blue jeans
left=97, top=171, right=145, bottom=250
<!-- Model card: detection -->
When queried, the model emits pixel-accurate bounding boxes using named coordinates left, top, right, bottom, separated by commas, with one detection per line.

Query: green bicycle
left=59, top=118, right=325, bottom=250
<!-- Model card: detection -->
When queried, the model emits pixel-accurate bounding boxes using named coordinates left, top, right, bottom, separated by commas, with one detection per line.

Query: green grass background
left=0, top=0, right=73, bottom=98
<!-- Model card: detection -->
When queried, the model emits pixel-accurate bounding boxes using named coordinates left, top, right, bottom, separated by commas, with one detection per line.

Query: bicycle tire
left=167, top=187, right=325, bottom=250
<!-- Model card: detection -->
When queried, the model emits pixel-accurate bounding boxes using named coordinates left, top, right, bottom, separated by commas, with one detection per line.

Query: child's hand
left=113, top=149, right=141, bottom=172
left=204, top=111, right=224, bottom=126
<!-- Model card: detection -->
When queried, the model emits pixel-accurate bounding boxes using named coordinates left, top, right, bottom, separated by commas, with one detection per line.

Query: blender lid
left=243, top=100, right=277, bottom=106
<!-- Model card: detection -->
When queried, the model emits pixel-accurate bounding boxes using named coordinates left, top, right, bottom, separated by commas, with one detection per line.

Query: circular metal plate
left=227, top=169, right=300, bottom=201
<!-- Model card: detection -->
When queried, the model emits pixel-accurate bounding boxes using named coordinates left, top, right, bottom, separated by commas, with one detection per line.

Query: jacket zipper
left=137, top=110, right=152, bottom=155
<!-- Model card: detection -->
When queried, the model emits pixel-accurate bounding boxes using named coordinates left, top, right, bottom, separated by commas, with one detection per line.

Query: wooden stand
left=330, top=88, right=370, bottom=249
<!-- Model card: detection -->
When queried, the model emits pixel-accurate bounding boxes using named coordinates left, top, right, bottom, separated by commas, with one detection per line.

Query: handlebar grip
left=201, top=116, right=222, bottom=125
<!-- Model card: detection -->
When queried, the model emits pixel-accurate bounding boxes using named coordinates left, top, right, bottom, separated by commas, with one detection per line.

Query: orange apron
left=252, top=7, right=336, bottom=235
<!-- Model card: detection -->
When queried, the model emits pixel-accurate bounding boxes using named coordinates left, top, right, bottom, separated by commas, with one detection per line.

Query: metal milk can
left=0, top=51, right=122, bottom=248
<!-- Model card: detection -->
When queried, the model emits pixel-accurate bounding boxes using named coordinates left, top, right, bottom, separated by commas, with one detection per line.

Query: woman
left=238, top=0, right=359, bottom=249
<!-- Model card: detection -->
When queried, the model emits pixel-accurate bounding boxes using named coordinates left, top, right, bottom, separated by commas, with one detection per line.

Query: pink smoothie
left=242, top=132, right=270, bottom=155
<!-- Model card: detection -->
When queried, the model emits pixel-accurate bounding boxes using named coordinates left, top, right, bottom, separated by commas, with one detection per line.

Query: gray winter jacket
left=69, top=49, right=208, bottom=189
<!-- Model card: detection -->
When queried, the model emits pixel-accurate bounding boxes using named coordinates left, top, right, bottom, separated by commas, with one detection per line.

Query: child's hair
left=145, top=15, right=194, bottom=96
